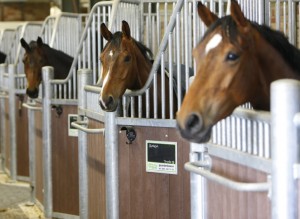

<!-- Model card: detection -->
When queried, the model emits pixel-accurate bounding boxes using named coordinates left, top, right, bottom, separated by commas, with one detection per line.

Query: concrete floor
left=0, top=168, right=44, bottom=219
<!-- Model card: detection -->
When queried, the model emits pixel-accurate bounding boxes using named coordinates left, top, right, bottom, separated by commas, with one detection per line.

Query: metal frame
left=271, top=79, right=300, bottom=219
left=1, top=0, right=300, bottom=219
left=78, top=1, right=300, bottom=219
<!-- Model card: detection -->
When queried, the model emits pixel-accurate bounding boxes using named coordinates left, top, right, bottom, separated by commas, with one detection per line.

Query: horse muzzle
left=176, top=113, right=212, bottom=143
left=26, top=87, right=39, bottom=99
left=99, top=95, right=118, bottom=112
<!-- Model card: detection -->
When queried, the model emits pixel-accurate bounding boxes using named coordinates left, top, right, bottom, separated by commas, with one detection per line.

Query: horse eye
left=226, top=52, right=239, bottom=61
left=124, top=55, right=131, bottom=62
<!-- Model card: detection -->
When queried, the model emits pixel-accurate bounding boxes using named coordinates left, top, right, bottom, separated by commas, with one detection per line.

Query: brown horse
left=176, top=0, right=300, bottom=143
left=99, top=20, right=177, bottom=118
left=20, top=37, right=73, bottom=98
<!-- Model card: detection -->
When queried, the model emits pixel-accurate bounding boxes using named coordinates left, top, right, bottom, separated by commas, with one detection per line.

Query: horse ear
left=100, top=23, right=113, bottom=41
left=37, top=37, right=43, bottom=47
left=122, top=20, right=131, bottom=39
left=197, top=2, right=219, bottom=27
left=20, top=38, right=31, bottom=52
left=230, top=0, right=249, bottom=30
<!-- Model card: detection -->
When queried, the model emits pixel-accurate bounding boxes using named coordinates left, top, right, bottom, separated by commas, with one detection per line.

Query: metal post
left=77, top=69, right=92, bottom=219
left=105, top=111, right=119, bottom=219
left=8, top=64, right=17, bottom=181
left=190, top=143, right=208, bottom=219
left=42, top=66, right=54, bottom=219
left=271, top=79, right=300, bottom=219
left=28, top=101, right=37, bottom=204
left=0, top=64, right=6, bottom=173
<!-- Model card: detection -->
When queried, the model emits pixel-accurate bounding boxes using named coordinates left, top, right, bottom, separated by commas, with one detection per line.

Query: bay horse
left=20, top=37, right=73, bottom=99
left=99, top=20, right=177, bottom=118
left=176, top=0, right=300, bottom=143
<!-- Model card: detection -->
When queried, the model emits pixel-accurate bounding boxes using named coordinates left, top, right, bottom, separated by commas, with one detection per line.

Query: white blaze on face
left=100, top=69, right=110, bottom=109
left=205, top=34, right=223, bottom=55
left=100, top=50, right=113, bottom=108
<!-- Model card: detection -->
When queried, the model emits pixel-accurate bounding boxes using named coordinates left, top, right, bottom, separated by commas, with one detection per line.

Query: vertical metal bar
left=8, top=64, right=17, bottom=181
left=190, top=143, right=207, bottom=219
left=105, top=111, right=119, bottom=219
left=258, top=0, right=264, bottom=24
left=271, top=79, right=300, bottom=219
left=77, top=69, right=93, bottom=219
left=184, top=0, right=190, bottom=95
left=219, top=0, right=224, bottom=17
left=28, top=102, right=36, bottom=204
left=168, top=34, right=173, bottom=119
left=42, top=66, right=54, bottom=219
left=288, top=0, right=294, bottom=44
left=276, top=0, right=280, bottom=31
left=0, top=64, right=6, bottom=172
left=236, top=117, right=241, bottom=151
left=175, top=12, right=181, bottom=116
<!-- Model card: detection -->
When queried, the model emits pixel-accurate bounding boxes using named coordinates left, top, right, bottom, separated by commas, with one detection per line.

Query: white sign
left=68, top=114, right=78, bottom=137
left=146, top=140, right=177, bottom=175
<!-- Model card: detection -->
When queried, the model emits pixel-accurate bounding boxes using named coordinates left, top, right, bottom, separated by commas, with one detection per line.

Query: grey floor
left=0, top=162, right=44, bottom=219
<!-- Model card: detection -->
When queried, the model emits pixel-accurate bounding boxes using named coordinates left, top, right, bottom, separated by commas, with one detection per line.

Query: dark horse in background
left=0, top=51, right=6, bottom=63
left=99, top=20, right=178, bottom=118
left=177, top=0, right=300, bottom=143
left=20, top=37, right=73, bottom=98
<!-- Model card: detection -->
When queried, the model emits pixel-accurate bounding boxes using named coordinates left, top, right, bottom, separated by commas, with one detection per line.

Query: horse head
left=177, top=0, right=268, bottom=143
left=99, top=20, right=152, bottom=112
left=21, top=37, right=47, bottom=99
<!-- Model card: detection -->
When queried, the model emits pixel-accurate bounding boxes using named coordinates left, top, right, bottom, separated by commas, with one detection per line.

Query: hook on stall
left=52, top=105, right=63, bottom=117
left=120, top=126, right=136, bottom=144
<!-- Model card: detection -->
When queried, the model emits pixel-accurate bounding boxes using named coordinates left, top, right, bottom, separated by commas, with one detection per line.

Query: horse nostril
left=26, top=88, right=39, bottom=99
left=99, top=95, right=115, bottom=110
left=107, top=96, right=113, bottom=106
left=185, top=113, right=203, bottom=134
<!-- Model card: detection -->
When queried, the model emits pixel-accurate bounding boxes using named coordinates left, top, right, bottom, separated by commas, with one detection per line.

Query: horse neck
left=253, top=38, right=300, bottom=109
left=135, top=55, right=153, bottom=88
left=43, top=45, right=73, bottom=79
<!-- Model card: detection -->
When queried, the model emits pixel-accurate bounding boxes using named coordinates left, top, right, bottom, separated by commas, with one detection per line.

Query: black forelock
left=201, top=15, right=300, bottom=73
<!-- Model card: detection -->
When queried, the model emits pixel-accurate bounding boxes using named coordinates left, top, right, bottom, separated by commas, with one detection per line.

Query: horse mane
left=29, top=41, right=73, bottom=79
left=203, top=16, right=300, bottom=74
left=41, top=44, right=73, bottom=79
left=103, top=31, right=153, bottom=61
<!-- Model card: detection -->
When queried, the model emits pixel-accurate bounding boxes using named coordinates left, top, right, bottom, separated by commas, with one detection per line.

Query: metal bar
left=293, top=112, right=300, bottom=127
left=276, top=0, right=280, bottom=30
left=27, top=104, right=36, bottom=204
left=185, top=162, right=270, bottom=192
left=71, top=121, right=104, bottom=134
left=23, top=99, right=40, bottom=204
left=22, top=103, right=42, bottom=111
left=105, top=111, right=119, bottom=219
left=0, top=92, right=8, bottom=98
left=207, top=142, right=272, bottom=173
left=123, top=0, right=185, bottom=96
left=77, top=69, right=93, bottom=219
left=271, top=79, right=300, bottom=219
left=288, top=0, right=294, bottom=44
left=8, top=64, right=17, bottom=181
left=189, top=143, right=207, bottom=219
left=42, top=66, right=54, bottom=218
left=0, top=64, right=6, bottom=172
